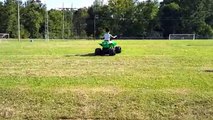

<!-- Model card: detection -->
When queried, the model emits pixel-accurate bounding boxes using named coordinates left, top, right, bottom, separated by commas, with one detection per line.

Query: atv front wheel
left=115, top=46, right=122, bottom=53
left=109, top=49, right=116, bottom=56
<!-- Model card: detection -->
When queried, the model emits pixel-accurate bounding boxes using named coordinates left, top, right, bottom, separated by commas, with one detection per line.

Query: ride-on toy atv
left=95, top=40, right=121, bottom=56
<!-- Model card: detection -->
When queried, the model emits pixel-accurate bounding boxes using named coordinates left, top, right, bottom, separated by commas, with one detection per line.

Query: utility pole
left=45, top=1, right=49, bottom=41
left=69, top=4, right=73, bottom=39
left=17, top=1, right=21, bottom=42
left=94, top=15, right=98, bottom=39
left=94, top=15, right=96, bottom=39
left=62, top=3, right=65, bottom=40
left=59, top=5, right=77, bottom=40
left=93, top=2, right=99, bottom=39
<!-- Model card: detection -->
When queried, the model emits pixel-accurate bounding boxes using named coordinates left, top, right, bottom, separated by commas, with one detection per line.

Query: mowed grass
left=0, top=40, right=213, bottom=120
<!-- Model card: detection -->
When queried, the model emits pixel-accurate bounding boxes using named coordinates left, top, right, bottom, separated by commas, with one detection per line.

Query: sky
left=46, top=0, right=163, bottom=9
left=1, top=0, right=162, bottom=9
left=44, top=0, right=108, bottom=9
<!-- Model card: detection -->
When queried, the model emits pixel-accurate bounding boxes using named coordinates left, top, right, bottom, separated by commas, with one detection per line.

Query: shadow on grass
left=77, top=53, right=95, bottom=57
left=187, top=44, right=213, bottom=47
left=57, top=116, right=111, bottom=120
left=65, top=53, right=95, bottom=57
left=204, top=70, right=213, bottom=73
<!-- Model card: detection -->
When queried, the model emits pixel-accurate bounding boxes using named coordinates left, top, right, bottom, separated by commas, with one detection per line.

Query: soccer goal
left=0, top=33, right=9, bottom=39
left=169, top=34, right=196, bottom=40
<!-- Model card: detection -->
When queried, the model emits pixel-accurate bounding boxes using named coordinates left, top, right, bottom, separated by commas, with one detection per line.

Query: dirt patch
left=0, top=107, right=15, bottom=119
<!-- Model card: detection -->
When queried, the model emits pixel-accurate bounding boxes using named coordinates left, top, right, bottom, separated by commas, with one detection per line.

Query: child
left=103, top=28, right=117, bottom=43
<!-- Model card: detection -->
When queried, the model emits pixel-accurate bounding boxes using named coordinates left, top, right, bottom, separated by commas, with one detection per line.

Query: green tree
left=85, top=7, right=96, bottom=37
left=63, top=9, right=74, bottom=39
left=96, top=5, right=113, bottom=37
left=180, top=0, right=213, bottom=37
left=108, top=0, right=136, bottom=35
left=159, top=2, right=181, bottom=37
left=21, top=0, right=45, bottom=38
left=73, top=8, right=88, bottom=37
left=4, top=0, right=18, bottom=38
left=86, top=2, right=111, bottom=38
left=0, top=1, right=7, bottom=33
left=1, top=0, right=213, bottom=39
left=205, top=1, right=213, bottom=28
left=48, top=9, right=63, bottom=39
left=134, top=0, right=159, bottom=38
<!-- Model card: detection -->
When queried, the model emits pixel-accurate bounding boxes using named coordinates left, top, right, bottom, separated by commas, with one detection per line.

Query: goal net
left=0, top=33, right=9, bottom=39
left=169, top=34, right=195, bottom=40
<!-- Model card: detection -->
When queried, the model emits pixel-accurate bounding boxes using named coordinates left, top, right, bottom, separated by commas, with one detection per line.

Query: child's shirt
left=104, top=33, right=112, bottom=41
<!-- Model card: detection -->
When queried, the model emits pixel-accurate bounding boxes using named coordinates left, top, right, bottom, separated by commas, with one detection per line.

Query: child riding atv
left=95, top=28, right=121, bottom=56
left=103, top=28, right=117, bottom=43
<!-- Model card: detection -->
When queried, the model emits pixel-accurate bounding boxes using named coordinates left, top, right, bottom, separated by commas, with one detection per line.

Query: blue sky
left=1, top=0, right=162, bottom=9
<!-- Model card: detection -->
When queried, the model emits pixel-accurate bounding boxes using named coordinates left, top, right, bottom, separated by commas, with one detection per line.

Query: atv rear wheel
left=95, top=48, right=102, bottom=55
left=109, top=49, right=116, bottom=56
left=115, top=46, right=122, bottom=53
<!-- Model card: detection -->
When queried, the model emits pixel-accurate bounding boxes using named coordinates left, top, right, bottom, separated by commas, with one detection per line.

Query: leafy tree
left=73, top=8, right=88, bottom=37
left=4, top=0, right=18, bottom=38
left=63, top=9, right=74, bottom=39
left=159, top=2, right=181, bottom=38
left=48, top=9, right=63, bottom=39
left=134, top=0, right=159, bottom=38
left=85, top=7, right=96, bottom=37
left=0, top=0, right=213, bottom=39
left=0, top=1, right=6, bottom=33
left=205, top=1, right=213, bottom=28
left=86, top=3, right=112, bottom=38
left=96, top=5, right=113, bottom=37
left=21, top=0, right=45, bottom=38
left=180, top=0, right=213, bottom=37
left=108, top=0, right=136, bottom=35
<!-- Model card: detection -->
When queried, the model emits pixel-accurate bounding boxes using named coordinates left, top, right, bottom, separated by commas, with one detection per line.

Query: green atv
left=95, top=40, right=122, bottom=56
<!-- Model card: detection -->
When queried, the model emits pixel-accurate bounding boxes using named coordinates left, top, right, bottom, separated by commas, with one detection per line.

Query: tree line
left=0, top=0, right=212, bottom=39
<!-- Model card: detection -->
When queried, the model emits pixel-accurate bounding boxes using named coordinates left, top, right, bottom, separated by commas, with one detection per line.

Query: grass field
left=0, top=40, right=213, bottom=120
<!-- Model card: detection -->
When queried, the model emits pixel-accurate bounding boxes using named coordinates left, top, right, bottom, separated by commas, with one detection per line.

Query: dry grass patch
left=0, top=107, right=15, bottom=119
left=163, top=88, right=192, bottom=95
left=54, top=86, right=123, bottom=95
left=0, top=57, right=127, bottom=77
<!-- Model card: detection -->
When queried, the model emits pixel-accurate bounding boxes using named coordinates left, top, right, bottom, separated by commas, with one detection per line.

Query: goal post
left=169, top=34, right=196, bottom=40
left=0, top=33, right=9, bottom=39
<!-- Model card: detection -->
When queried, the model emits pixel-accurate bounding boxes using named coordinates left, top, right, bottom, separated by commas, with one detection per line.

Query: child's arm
left=113, top=35, right=117, bottom=38
left=110, top=34, right=117, bottom=39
